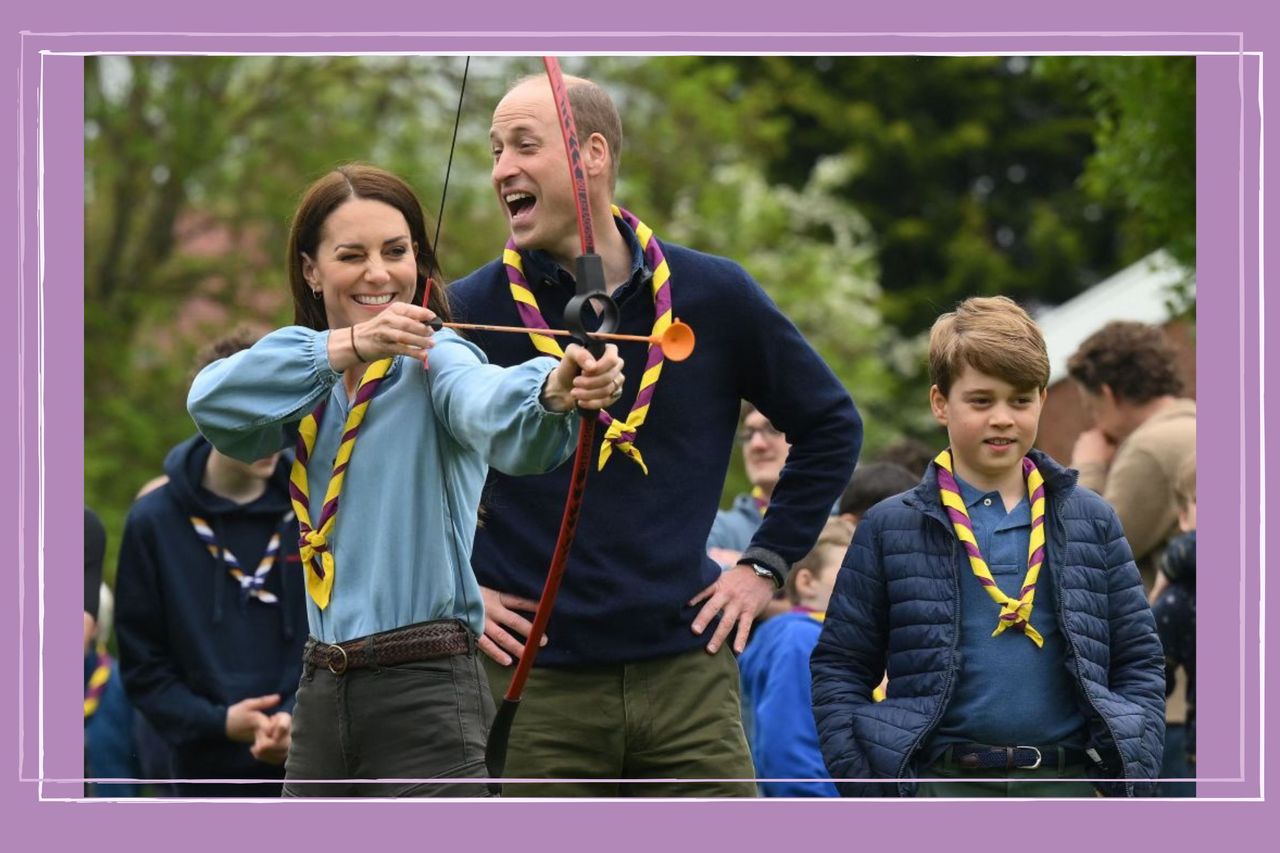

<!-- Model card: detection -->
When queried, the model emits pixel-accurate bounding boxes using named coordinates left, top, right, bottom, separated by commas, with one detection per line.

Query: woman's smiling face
left=302, top=197, right=419, bottom=331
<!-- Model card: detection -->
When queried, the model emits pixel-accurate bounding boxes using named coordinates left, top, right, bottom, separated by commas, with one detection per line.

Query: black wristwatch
left=740, top=560, right=783, bottom=590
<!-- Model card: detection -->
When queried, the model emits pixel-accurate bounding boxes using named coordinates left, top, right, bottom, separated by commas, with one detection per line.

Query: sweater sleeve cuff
left=740, top=546, right=788, bottom=587
left=203, top=703, right=228, bottom=740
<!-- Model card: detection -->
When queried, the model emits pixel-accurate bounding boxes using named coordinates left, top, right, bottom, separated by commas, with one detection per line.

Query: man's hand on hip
left=689, top=565, right=776, bottom=655
left=478, top=585, right=548, bottom=666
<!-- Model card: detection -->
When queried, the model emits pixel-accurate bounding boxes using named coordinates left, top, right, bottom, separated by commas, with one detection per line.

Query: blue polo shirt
left=929, top=475, right=1087, bottom=751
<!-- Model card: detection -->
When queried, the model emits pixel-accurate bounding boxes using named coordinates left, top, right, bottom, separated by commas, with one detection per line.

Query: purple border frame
left=2, top=2, right=1271, bottom=849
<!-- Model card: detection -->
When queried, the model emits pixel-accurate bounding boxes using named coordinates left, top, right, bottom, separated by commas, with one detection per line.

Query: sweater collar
left=519, top=213, right=649, bottom=294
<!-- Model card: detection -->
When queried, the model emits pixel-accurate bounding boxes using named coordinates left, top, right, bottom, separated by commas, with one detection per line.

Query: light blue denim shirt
left=188, top=326, right=577, bottom=644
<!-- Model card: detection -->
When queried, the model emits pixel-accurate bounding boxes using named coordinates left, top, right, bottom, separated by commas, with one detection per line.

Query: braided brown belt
left=305, top=619, right=472, bottom=675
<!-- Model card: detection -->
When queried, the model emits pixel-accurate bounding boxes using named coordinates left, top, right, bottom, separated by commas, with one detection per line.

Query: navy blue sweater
left=449, top=220, right=861, bottom=665
left=114, top=435, right=307, bottom=781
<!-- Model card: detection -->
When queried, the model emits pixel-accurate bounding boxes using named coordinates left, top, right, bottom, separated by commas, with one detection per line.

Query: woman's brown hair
left=287, top=163, right=451, bottom=330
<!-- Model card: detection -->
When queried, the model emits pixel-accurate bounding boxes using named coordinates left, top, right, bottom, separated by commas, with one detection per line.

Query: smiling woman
left=288, top=166, right=451, bottom=341
left=305, top=199, right=419, bottom=328
left=185, top=163, right=624, bottom=798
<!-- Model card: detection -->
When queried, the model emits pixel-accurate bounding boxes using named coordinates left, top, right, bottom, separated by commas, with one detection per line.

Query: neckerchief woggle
left=504, top=205, right=672, bottom=474
left=934, top=448, right=1047, bottom=647
left=289, top=357, right=393, bottom=609
left=189, top=512, right=293, bottom=605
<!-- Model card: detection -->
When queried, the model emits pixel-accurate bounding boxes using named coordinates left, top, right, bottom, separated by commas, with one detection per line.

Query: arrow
left=430, top=316, right=696, bottom=362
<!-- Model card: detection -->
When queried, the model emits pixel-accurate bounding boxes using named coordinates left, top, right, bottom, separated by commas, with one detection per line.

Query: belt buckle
left=1016, top=746, right=1042, bottom=770
left=327, top=643, right=349, bottom=675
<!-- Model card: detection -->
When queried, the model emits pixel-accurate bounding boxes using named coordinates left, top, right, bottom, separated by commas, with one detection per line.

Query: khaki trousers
left=483, top=644, right=757, bottom=797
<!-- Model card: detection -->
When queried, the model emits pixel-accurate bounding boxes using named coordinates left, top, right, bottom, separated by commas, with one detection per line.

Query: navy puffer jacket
left=811, top=450, right=1165, bottom=796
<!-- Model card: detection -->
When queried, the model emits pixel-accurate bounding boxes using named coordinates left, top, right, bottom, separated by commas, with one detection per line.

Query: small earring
left=311, top=288, right=322, bottom=300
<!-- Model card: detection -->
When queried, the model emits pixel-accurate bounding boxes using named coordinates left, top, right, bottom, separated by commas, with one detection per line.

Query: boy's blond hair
left=928, top=296, right=1050, bottom=395
left=785, top=518, right=855, bottom=605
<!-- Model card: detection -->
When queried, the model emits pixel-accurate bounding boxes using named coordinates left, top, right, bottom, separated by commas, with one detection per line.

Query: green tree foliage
left=663, top=155, right=918, bottom=498
left=687, top=55, right=1174, bottom=335
left=84, top=55, right=1194, bottom=561
left=84, top=55, right=472, bottom=578
left=1039, top=56, right=1196, bottom=314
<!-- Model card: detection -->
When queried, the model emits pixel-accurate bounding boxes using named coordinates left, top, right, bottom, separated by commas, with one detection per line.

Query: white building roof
left=1036, top=249, right=1195, bottom=385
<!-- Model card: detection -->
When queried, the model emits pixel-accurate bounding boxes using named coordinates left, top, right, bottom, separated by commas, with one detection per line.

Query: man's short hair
left=1066, top=320, right=1184, bottom=404
left=1174, top=453, right=1196, bottom=511
left=839, top=462, right=919, bottom=519
left=567, top=78, right=623, bottom=192
left=508, top=74, right=623, bottom=192
left=928, top=296, right=1050, bottom=396
left=785, top=518, right=854, bottom=604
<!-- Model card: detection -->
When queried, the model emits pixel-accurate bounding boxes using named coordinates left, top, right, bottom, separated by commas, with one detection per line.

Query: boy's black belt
left=305, top=619, right=472, bottom=675
left=945, top=744, right=1092, bottom=771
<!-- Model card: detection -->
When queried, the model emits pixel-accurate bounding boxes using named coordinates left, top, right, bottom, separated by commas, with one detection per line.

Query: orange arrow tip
left=661, top=320, right=695, bottom=362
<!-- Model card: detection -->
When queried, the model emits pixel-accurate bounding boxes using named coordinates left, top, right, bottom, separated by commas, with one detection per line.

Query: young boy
left=115, top=330, right=308, bottom=796
left=739, top=518, right=853, bottom=797
left=811, top=296, right=1165, bottom=797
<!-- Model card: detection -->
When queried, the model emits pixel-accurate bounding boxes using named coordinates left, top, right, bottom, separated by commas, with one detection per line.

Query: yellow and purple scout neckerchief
left=504, top=205, right=672, bottom=474
left=289, top=357, right=393, bottom=609
left=751, top=486, right=769, bottom=516
left=189, top=512, right=292, bottom=605
left=934, top=448, right=1047, bottom=648
left=83, top=645, right=111, bottom=719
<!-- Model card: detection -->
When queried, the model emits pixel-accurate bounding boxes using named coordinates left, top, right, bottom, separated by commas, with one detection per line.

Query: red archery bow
left=485, top=56, right=618, bottom=787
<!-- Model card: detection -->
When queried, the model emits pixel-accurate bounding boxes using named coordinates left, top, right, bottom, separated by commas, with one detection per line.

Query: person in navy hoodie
left=811, top=296, right=1164, bottom=797
left=115, top=330, right=307, bottom=797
